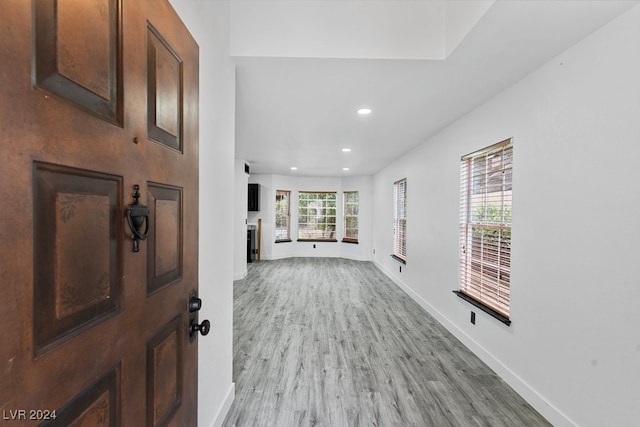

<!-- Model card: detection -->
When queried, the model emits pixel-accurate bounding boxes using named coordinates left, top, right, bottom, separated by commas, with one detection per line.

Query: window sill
left=390, top=254, right=406, bottom=264
left=297, top=239, right=338, bottom=243
left=452, top=290, right=511, bottom=326
left=341, top=239, right=359, bottom=244
left=275, top=239, right=292, bottom=243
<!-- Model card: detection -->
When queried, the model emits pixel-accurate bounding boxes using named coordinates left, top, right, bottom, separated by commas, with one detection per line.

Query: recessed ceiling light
left=342, top=148, right=351, bottom=152
left=357, top=108, right=372, bottom=115
left=342, top=167, right=350, bottom=171
left=290, top=167, right=298, bottom=171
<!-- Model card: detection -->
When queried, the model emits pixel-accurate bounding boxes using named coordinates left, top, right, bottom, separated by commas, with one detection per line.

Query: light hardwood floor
left=222, top=258, right=551, bottom=427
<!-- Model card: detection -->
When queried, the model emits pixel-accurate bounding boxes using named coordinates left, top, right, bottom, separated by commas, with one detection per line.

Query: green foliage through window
left=343, top=191, right=359, bottom=242
left=298, top=192, right=337, bottom=240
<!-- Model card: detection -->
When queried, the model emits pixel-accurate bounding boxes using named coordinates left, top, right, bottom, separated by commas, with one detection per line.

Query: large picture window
left=275, top=190, right=291, bottom=242
left=298, top=192, right=337, bottom=241
left=343, top=191, right=359, bottom=243
left=458, top=139, right=513, bottom=322
left=393, top=179, right=407, bottom=262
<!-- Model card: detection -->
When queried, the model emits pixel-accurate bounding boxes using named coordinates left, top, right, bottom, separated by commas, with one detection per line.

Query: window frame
left=455, top=138, right=513, bottom=325
left=275, top=190, right=291, bottom=243
left=392, top=179, right=407, bottom=263
left=342, top=191, right=359, bottom=244
left=297, top=191, right=338, bottom=242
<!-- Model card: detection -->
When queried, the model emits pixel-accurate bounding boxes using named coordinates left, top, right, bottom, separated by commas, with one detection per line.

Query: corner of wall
left=233, top=270, right=248, bottom=281
left=210, top=383, right=235, bottom=427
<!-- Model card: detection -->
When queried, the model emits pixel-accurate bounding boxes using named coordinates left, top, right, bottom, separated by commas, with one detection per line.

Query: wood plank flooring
left=222, top=258, right=551, bottom=427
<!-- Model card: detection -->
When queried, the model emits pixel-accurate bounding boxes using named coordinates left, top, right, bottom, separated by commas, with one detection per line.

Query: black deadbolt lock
left=125, top=184, right=149, bottom=252
left=189, top=295, right=202, bottom=312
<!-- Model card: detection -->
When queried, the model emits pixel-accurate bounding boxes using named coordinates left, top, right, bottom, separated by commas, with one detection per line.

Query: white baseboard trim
left=260, top=254, right=372, bottom=262
left=372, top=261, right=577, bottom=427
left=233, top=270, right=247, bottom=281
left=210, top=382, right=235, bottom=427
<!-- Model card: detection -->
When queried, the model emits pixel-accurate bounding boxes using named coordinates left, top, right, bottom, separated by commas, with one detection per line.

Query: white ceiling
left=233, top=0, right=639, bottom=177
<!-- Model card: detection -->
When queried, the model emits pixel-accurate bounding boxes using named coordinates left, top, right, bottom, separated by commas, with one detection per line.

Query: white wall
left=245, top=174, right=373, bottom=262
left=372, top=5, right=640, bottom=427
left=169, top=1, right=235, bottom=427
left=341, top=175, right=373, bottom=261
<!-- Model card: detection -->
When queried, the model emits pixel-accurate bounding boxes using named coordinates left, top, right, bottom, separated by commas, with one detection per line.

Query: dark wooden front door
left=0, top=0, right=200, bottom=425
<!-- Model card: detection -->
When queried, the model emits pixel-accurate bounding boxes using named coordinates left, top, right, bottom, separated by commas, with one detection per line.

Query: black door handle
left=189, top=319, right=210, bottom=337
left=188, top=290, right=209, bottom=340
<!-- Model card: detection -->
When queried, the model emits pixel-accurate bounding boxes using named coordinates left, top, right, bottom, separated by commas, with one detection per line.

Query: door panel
left=33, top=0, right=123, bottom=125
left=147, top=24, right=183, bottom=152
left=0, top=0, right=199, bottom=425
left=147, top=317, right=182, bottom=427
left=43, top=364, right=120, bottom=427
left=147, top=183, right=183, bottom=294
left=33, top=162, right=123, bottom=355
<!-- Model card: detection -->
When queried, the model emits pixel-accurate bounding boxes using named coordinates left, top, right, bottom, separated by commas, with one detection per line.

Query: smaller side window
left=393, top=179, right=407, bottom=262
left=275, top=190, right=290, bottom=242
left=343, top=191, right=359, bottom=243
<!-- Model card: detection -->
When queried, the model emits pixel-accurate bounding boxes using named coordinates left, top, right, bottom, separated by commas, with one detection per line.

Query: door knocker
left=125, top=184, right=149, bottom=252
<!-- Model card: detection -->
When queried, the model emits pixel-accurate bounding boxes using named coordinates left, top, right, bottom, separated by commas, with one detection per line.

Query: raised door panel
left=33, top=0, right=123, bottom=125
left=146, top=317, right=182, bottom=427
left=41, top=365, right=120, bottom=427
left=147, top=25, right=183, bottom=152
left=146, top=183, right=183, bottom=295
left=33, top=162, right=123, bottom=355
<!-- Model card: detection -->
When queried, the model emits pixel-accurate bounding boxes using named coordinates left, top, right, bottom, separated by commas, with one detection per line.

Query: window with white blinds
left=393, top=179, right=407, bottom=262
left=459, top=139, right=513, bottom=320
left=343, top=191, right=359, bottom=243
left=275, top=190, right=290, bottom=242
left=298, top=192, right=337, bottom=241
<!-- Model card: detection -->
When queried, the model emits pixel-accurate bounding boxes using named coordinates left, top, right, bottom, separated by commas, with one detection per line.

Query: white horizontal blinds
left=298, top=192, right=337, bottom=240
left=275, top=190, right=290, bottom=241
left=393, top=179, right=407, bottom=260
left=343, top=191, right=359, bottom=242
left=459, top=139, right=512, bottom=317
